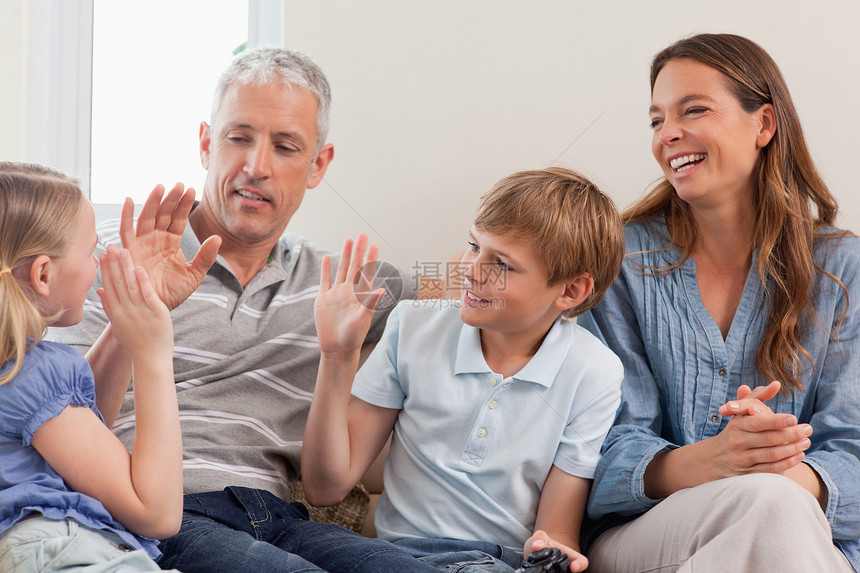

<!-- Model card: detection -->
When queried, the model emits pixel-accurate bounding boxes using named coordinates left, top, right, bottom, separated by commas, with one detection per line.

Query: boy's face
left=459, top=227, right=566, bottom=342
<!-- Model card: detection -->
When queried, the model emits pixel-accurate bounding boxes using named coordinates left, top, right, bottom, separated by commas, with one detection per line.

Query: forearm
left=128, top=359, right=183, bottom=537
left=785, top=462, right=826, bottom=511
left=302, top=352, right=365, bottom=505
left=644, top=439, right=719, bottom=499
left=87, top=324, right=133, bottom=427
left=529, top=468, right=590, bottom=565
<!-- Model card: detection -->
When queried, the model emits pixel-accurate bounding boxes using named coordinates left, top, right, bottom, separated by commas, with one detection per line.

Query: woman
left=579, top=33, right=859, bottom=572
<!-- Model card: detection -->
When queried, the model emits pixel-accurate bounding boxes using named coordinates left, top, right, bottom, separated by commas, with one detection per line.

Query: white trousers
left=588, top=474, right=853, bottom=573
left=0, top=517, right=180, bottom=573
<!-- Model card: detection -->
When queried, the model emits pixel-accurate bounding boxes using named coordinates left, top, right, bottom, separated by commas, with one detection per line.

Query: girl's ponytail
left=0, top=162, right=85, bottom=385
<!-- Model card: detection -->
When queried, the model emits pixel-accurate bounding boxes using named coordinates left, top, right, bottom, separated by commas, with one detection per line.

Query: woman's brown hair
left=626, top=33, right=848, bottom=392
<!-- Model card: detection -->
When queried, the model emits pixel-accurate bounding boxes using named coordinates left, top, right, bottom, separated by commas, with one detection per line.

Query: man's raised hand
left=118, top=183, right=221, bottom=309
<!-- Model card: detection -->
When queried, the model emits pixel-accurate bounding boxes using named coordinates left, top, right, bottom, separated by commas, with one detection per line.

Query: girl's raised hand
left=96, top=244, right=172, bottom=360
left=314, top=233, right=385, bottom=357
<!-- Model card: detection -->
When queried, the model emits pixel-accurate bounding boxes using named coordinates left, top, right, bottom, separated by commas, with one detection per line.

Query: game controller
left=515, top=547, right=571, bottom=573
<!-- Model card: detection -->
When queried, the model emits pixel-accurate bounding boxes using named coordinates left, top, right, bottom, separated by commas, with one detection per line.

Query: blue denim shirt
left=578, top=219, right=860, bottom=570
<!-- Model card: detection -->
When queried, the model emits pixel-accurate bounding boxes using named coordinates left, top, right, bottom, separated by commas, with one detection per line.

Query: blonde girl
left=0, top=162, right=182, bottom=571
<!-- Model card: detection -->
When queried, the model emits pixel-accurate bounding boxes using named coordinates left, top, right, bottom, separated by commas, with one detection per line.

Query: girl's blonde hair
left=0, top=162, right=86, bottom=385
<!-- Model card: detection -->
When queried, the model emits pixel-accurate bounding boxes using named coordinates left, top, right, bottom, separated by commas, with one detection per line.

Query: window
left=27, top=0, right=283, bottom=206
left=90, top=0, right=248, bottom=204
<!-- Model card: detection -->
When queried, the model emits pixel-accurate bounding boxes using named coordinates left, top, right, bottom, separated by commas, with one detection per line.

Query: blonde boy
left=303, top=167, right=625, bottom=572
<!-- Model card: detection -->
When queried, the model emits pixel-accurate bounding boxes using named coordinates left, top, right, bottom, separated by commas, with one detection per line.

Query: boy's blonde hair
left=474, top=167, right=623, bottom=318
left=0, top=162, right=86, bottom=385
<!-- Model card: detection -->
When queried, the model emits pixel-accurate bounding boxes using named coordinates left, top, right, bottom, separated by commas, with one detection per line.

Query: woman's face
left=649, top=58, right=775, bottom=212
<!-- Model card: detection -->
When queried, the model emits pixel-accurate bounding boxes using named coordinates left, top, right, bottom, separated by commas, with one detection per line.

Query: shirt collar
left=180, top=209, right=292, bottom=286
left=453, top=317, right=572, bottom=388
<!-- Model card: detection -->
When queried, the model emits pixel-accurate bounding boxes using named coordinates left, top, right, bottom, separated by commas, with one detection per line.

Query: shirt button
left=117, top=544, right=134, bottom=552
left=488, top=400, right=498, bottom=410
left=477, top=428, right=487, bottom=438
left=718, top=368, right=727, bottom=377
left=711, top=414, right=720, bottom=422
left=488, top=377, right=497, bottom=386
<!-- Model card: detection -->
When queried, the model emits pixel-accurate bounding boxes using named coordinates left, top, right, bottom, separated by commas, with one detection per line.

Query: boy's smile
left=459, top=227, right=570, bottom=360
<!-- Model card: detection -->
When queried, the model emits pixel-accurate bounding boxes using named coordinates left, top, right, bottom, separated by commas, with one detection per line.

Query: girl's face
left=44, top=201, right=100, bottom=327
left=648, top=58, right=774, bottom=212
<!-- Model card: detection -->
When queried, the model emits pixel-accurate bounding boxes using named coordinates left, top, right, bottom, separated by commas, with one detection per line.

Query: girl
left=0, top=162, right=183, bottom=571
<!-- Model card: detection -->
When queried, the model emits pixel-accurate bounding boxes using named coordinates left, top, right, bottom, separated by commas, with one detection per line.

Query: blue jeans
left=156, top=487, right=440, bottom=573
left=393, top=536, right=522, bottom=573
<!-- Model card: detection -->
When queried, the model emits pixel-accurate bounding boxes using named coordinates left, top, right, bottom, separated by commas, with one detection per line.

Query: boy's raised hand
left=96, top=244, right=173, bottom=360
left=118, top=183, right=221, bottom=310
left=315, top=233, right=385, bottom=356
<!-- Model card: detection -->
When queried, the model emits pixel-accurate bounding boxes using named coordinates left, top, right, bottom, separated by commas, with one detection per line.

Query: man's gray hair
left=210, top=46, right=332, bottom=149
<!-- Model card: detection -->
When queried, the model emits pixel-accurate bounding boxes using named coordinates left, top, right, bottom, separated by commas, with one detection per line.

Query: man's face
left=199, top=81, right=333, bottom=245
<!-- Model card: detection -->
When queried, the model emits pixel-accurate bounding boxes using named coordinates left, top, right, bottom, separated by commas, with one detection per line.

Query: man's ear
left=555, top=273, right=594, bottom=312
left=199, top=121, right=212, bottom=170
left=28, top=255, right=53, bottom=297
left=306, top=143, right=335, bottom=189
left=756, top=103, right=777, bottom=149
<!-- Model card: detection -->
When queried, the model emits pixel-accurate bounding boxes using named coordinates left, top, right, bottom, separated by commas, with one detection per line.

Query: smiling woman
left=578, top=33, right=860, bottom=573
left=648, top=58, right=775, bottom=219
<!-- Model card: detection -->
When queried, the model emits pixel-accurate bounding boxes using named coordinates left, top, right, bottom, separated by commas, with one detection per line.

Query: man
left=50, top=47, right=432, bottom=573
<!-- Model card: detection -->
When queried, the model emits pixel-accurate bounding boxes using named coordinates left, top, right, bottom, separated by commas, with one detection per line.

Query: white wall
left=1, top=0, right=28, bottom=162
left=6, top=1, right=859, bottom=279
left=280, top=1, right=860, bottom=278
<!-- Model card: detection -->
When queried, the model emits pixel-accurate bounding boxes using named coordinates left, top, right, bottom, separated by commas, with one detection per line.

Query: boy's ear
left=28, top=255, right=53, bottom=297
left=555, top=273, right=594, bottom=312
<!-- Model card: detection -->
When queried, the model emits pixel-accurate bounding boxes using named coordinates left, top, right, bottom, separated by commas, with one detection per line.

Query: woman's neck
left=688, top=197, right=756, bottom=270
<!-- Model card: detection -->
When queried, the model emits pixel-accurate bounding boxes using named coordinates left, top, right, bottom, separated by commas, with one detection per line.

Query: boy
left=302, top=167, right=625, bottom=572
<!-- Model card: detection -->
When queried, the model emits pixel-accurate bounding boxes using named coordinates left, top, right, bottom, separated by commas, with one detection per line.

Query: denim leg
left=156, top=489, right=325, bottom=573
left=393, top=537, right=521, bottom=572
left=158, top=487, right=440, bottom=573
left=229, top=486, right=442, bottom=573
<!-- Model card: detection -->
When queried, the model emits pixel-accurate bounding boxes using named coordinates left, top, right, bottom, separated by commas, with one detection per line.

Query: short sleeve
left=0, top=342, right=99, bottom=446
left=553, top=330, right=624, bottom=479
left=352, top=303, right=407, bottom=410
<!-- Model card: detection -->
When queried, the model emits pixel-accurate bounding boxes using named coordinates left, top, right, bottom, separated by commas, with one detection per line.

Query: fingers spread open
left=119, top=197, right=136, bottom=248
left=168, top=186, right=196, bottom=235
left=135, top=184, right=166, bottom=237
left=156, top=183, right=186, bottom=233
left=118, top=249, right=140, bottom=305
left=347, top=234, right=367, bottom=285
left=320, top=255, right=333, bottom=291
left=335, top=238, right=354, bottom=286
left=191, top=235, right=221, bottom=279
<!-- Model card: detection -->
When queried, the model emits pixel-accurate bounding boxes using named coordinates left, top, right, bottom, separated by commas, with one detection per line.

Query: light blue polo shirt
left=351, top=299, right=623, bottom=551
